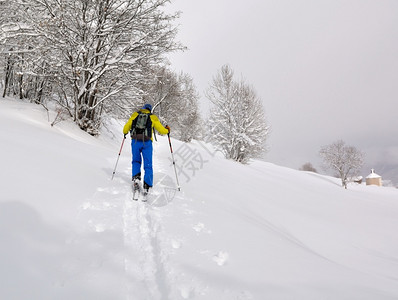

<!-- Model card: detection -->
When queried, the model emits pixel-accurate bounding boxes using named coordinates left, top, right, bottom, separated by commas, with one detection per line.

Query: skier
left=123, top=104, right=170, bottom=195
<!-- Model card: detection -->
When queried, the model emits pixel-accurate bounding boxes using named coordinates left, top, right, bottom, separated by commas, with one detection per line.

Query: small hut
left=366, top=169, right=382, bottom=186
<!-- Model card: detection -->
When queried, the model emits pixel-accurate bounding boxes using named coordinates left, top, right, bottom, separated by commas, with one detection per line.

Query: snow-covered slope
left=1, top=98, right=398, bottom=300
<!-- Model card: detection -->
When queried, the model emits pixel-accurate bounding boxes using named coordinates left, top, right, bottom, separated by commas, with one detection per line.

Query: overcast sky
left=166, top=0, right=398, bottom=180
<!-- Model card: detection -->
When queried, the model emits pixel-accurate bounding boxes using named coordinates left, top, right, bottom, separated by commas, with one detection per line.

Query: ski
left=141, top=190, right=149, bottom=202
left=132, top=179, right=141, bottom=201
left=132, top=179, right=150, bottom=202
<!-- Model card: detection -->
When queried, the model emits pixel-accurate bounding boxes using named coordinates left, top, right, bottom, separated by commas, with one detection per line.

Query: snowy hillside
left=1, top=98, right=398, bottom=300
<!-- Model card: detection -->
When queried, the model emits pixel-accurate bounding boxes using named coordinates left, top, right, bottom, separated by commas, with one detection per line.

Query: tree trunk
left=2, top=56, right=12, bottom=98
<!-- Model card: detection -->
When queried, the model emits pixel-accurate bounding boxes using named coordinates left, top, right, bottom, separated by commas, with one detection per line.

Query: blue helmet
left=142, top=103, right=152, bottom=111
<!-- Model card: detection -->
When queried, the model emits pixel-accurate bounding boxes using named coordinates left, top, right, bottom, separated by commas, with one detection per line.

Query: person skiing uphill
left=123, top=104, right=170, bottom=194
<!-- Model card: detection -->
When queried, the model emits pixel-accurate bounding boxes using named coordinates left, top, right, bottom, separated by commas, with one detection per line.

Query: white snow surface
left=1, top=98, right=398, bottom=300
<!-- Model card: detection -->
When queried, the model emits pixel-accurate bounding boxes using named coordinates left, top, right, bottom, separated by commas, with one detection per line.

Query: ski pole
left=167, top=133, right=181, bottom=191
left=111, top=135, right=126, bottom=180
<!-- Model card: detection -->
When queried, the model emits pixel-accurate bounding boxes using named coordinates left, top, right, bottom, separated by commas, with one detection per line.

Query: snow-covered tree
left=175, top=72, right=201, bottom=142
left=206, top=65, right=269, bottom=163
left=138, top=66, right=201, bottom=142
left=1, top=0, right=182, bottom=135
left=319, top=139, right=364, bottom=189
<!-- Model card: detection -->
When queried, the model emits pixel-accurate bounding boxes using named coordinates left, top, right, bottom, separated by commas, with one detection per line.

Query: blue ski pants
left=131, top=139, right=153, bottom=187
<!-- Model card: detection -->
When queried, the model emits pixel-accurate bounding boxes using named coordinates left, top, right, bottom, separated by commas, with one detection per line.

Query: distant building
left=366, top=169, right=382, bottom=186
left=353, top=176, right=363, bottom=184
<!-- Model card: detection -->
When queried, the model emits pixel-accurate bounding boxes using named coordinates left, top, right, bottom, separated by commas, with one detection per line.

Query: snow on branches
left=206, top=65, right=270, bottom=164
left=1, top=0, right=183, bottom=134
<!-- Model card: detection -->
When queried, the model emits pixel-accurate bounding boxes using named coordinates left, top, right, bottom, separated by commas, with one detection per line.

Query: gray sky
left=167, top=0, right=398, bottom=182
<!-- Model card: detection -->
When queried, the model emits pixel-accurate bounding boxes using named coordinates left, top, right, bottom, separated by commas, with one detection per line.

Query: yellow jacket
left=123, top=109, right=169, bottom=141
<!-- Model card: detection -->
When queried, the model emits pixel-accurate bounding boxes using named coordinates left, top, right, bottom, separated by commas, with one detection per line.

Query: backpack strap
left=145, top=112, right=152, bottom=138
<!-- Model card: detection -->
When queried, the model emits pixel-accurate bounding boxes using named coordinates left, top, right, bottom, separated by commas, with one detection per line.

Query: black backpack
left=131, top=111, right=152, bottom=140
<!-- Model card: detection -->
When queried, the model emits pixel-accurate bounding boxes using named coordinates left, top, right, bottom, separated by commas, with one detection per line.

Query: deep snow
left=1, top=97, right=398, bottom=300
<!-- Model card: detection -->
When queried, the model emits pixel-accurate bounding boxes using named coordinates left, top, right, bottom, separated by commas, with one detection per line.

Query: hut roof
left=366, top=169, right=381, bottom=179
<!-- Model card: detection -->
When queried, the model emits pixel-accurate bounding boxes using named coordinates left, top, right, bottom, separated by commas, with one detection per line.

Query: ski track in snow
left=79, top=167, right=173, bottom=299
left=73, top=163, right=276, bottom=299
left=75, top=141, right=241, bottom=299
left=122, top=158, right=185, bottom=300
left=123, top=189, right=171, bottom=300
left=78, top=159, right=259, bottom=300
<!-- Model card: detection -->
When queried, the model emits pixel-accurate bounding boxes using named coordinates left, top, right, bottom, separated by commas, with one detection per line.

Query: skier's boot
left=132, top=173, right=141, bottom=182
left=142, top=182, right=151, bottom=202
